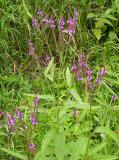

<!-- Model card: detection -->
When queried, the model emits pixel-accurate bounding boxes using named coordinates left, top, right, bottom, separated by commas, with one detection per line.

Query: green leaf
left=69, top=87, right=82, bottom=102
left=55, top=129, right=66, bottom=160
left=1, top=148, right=28, bottom=160
left=40, top=129, right=56, bottom=160
left=93, top=29, right=102, bottom=41
left=70, top=136, right=88, bottom=160
left=44, top=57, right=54, bottom=82
left=66, top=67, right=72, bottom=88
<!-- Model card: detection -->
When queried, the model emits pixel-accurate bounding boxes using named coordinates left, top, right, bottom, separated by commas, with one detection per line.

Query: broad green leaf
left=66, top=67, right=72, bottom=88
left=70, top=136, right=88, bottom=160
left=95, top=126, right=119, bottom=145
left=87, top=13, right=97, bottom=18
left=109, top=31, right=117, bottom=40
left=55, top=129, right=66, bottom=160
left=69, top=87, right=82, bottom=102
left=40, top=129, right=56, bottom=160
left=93, top=29, right=102, bottom=41
left=1, top=148, right=28, bottom=160
left=44, top=57, right=54, bottom=82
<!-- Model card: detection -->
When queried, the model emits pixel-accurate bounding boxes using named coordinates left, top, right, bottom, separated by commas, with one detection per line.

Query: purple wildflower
left=30, top=115, right=38, bottom=125
left=72, top=64, right=77, bottom=72
left=32, top=17, right=37, bottom=28
left=28, top=143, right=36, bottom=152
left=87, top=69, right=92, bottom=81
left=74, top=8, right=78, bottom=23
left=28, top=40, right=35, bottom=55
left=36, top=9, right=43, bottom=16
left=49, top=17, right=55, bottom=30
left=16, top=110, right=22, bottom=120
left=34, top=96, right=40, bottom=107
left=7, top=114, right=16, bottom=127
left=43, top=15, right=49, bottom=24
left=112, top=95, right=117, bottom=101
left=72, top=110, right=78, bottom=117
left=66, top=17, right=76, bottom=34
left=78, top=54, right=87, bottom=68
left=77, top=74, right=83, bottom=81
left=58, top=17, right=65, bottom=31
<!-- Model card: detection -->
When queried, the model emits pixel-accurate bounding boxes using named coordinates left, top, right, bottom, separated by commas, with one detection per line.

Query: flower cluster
left=72, top=54, right=107, bottom=90
left=28, top=40, right=35, bottom=55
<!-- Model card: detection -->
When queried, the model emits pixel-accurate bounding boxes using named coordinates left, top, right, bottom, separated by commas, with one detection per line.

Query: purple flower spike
left=32, top=17, right=37, bottom=28
left=34, top=96, right=40, bottom=107
left=49, top=17, right=55, bottom=30
left=87, top=69, right=92, bottom=81
left=58, top=17, right=64, bottom=31
left=72, top=110, right=78, bottom=117
left=28, top=143, right=36, bottom=151
left=96, top=77, right=102, bottom=85
left=7, top=114, right=16, bottom=127
left=43, top=15, right=49, bottom=24
left=30, top=115, right=38, bottom=125
left=16, top=110, right=22, bottom=120
left=37, top=9, right=43, bottom=16
left=77, top=75, right=83, bottom=81
left=72, top=64, right=77, bottom=72
left=66, top=17, right=76, bottom=34
left=28, top=40, right=35, bottom=55
left=74, top=8, right=78, bottom=23
left=112, top=95, right=117, bottom=101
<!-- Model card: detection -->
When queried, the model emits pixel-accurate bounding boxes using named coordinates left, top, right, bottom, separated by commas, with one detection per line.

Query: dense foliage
left=0, top=0, right=119, bottom=160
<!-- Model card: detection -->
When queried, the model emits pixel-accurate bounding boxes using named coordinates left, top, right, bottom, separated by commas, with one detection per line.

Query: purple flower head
left=28, top=40, right=35, bottom=55
left=45, top=55, right=50, bottom=65
left=16, top=110, right=22, bottom=120
left=43, top=15, right=49, bottom=24
left=87, top=75, right=92, bottom=81
left=74, top=8, right=78, bottom=22
left=37, top=9, right=43, bottom=16
left=87, top=69, right=92, bottom=81
left=7, top=114, right=16, bottom=127
left=30, top=115, right=38, bottom=125
left=32, top=17, right=37, bottom=28
left=77, top=74, right=83, bottom=81
left=34, top=96, right=40, bottom=107
left=72, top=64, right=77, bottom=72
left=58, top=17, right=65, bottom=31
left=96, top=76, right=102, bottom=85
left=98, top=66, right=107, bottom=76
left=66, top=17, right=76, bottom=34
left=78, top=54, right=87, bottom=68
left=112, top=95, right=117, bottom=101
left=28, top=143, right=36, bottom=151
left=49, top=17, right=55, bottom=30
left=72, top=110, right=78, bottom=117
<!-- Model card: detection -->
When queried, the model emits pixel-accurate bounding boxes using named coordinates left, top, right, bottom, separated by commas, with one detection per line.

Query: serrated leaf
left=66, top=67, right=72, bottom=88
left=1, top=148, right=28, bottom=160
left=93, top=29, right=102, bottom=40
